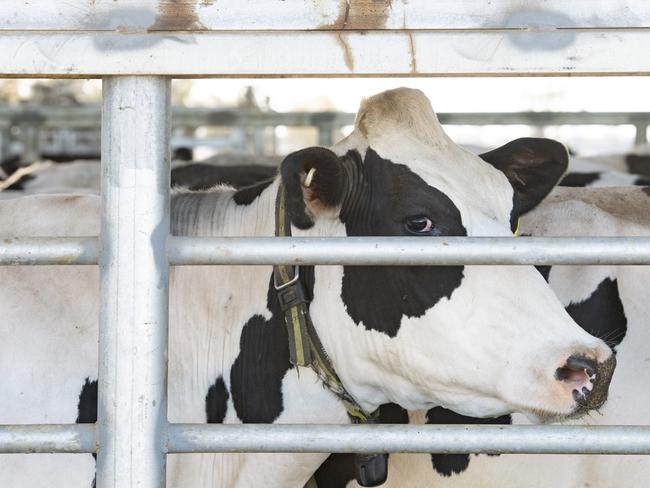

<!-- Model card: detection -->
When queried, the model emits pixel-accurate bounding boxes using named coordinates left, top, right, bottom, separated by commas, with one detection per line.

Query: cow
left=313, top=185, right=650, bottom=488
left=582, top=147, right=650, bottom=177
left=170, top=163, right=277, bottom=191
left=0, top=160, right=277, bottom=198
left=0, top=88, right=616, bottom=488
left=561, top=157, right=650, bottom=187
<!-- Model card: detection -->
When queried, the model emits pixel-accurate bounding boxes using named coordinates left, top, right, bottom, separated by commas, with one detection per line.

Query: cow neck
left=273, top=182, right=372, bottom=423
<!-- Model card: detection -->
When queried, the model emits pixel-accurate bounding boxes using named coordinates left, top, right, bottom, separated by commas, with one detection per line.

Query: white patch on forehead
left=333, top=88, right=516, bottom=236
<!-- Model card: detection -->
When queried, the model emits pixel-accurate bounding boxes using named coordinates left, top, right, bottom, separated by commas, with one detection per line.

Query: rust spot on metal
left=319, top=0, right=394, bottom=72
left=407, top=31, right=417, bottom=73
left=321, top=0, right=393, bottom=30
left=149, top=0, right=206, bottom=31
left=336, top=33, right=355, bottom=72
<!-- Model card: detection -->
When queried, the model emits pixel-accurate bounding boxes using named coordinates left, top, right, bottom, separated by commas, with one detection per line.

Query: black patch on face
left=76, top=378, right=98, bottom=487
left=230, top=275, right=295, bottom=423
left=565, top=278, right=627, bottom=349
left=313, top=403, right=409, bottom=488
left=233, top=179, right=274, bottom=205
left=340, top=148, right=466, bottom=337
left=171, top=163, right=277, bottom=192
left=626, top=154, right=650, bottom=177
left=559, top=172, right=601, bottom=187
left=206, top=376, right=229, bottom=423
left=535, top=265, right=552, bottom=282
left=426, top=407, right=512, bottom=477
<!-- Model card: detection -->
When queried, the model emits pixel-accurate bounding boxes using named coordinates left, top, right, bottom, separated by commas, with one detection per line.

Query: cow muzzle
left=555, top=353, right=617, bottom=415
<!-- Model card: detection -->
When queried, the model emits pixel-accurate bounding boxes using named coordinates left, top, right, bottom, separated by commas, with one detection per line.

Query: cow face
left=279, top=88, right=615, bottom=422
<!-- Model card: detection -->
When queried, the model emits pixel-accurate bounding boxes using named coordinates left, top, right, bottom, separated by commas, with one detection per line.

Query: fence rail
left=3, top=236, right=650, bottom=266
left=3, top=107, right=650, bottom=162
left=4, top=423, right=650, bottom=455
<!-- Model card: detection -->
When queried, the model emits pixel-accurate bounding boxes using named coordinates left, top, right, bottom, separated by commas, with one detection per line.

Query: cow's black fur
left=565, top=277, right=627, bottom=349
left=560, top=172, right=601, bottom=187
left=233, top=179, right=274, bottom=205
left=339, top=148, right=466, bottom=337
left=206, top=376, right=229, bottom=423
left=626, top=154, right=650, bottom=177
left=230, top=276, right=293, bottom=423
left=171, top=163, right=277, bottom=192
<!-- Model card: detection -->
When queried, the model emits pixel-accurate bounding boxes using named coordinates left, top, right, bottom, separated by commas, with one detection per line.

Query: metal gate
left=2, top=1, right=650, bottom=486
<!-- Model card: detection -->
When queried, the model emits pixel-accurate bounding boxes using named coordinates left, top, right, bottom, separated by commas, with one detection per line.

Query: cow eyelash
left=404, top=215, right=436, bottom=235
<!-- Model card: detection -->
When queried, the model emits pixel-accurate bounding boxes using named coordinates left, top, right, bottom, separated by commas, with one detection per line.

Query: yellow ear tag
left=514, top=218, right=521, bottom=237
left=304, top=168, right=316, bottom=188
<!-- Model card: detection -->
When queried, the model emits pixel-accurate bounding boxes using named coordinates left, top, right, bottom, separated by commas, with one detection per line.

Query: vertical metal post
left=318, top=122, right=334, bottom=147
left=634, top=123, right=648, bottom=145
left=97, top=77, right=171, bottom=488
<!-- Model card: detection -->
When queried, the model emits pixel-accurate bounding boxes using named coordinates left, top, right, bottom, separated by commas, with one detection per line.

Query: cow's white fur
left=346, top=186, right=650, bottom=488
left=0, top=89, right=612, bottom=487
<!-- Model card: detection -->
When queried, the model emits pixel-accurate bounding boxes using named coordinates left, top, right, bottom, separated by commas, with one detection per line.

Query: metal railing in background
left=1, top=106, right=650, bottom=163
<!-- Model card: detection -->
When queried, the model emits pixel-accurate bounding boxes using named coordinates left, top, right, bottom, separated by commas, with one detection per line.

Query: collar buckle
left=274, top=265, right=300, bottom=291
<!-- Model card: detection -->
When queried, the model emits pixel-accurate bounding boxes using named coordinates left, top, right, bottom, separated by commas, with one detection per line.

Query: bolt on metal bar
left=97, top=77, right=171, bottom=488
left=168, top=236, right=650, bottom=266
left=167, top=424, right=650, bottom=455
left=0, top=424, right=96, bottom=454
left=2, top=236, right=650, bottom=266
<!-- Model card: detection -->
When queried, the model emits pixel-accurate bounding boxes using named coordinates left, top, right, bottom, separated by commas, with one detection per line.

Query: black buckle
left=276, top=280, right=307, bottom=312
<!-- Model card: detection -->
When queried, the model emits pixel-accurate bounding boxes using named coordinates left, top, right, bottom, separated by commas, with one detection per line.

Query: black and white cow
left=582, top=147, right=650, bottom=177
left=0, top=88, right=616, bottom=488
left=561, top=157, right=650, bottom=187
left=314, top=185, right=650, bottom=488
left=170, top=163, right=278, bottom=191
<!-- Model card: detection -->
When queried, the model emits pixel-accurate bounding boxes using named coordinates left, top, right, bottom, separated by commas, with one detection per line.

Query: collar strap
left=273, top=183, right=371, bottom=422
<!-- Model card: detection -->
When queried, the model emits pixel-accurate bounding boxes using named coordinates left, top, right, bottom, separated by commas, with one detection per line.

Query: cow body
left=0, top=89, right=614, bottom=488
left=318, top=186, right=650, bottom=488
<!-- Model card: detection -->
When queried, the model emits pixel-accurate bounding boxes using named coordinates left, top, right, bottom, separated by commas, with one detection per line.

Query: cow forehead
left=335, top=131, right=515, bottom=233
left=335, top=88, right=515, bottom=231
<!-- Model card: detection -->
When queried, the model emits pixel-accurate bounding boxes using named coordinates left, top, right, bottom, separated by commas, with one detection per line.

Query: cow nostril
left=555, top=355, right=597, bottom=384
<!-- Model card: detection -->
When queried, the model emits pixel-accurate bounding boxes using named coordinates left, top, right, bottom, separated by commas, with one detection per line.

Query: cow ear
left=479, top=138, right=568, bottom=215
left=280, top=146, right=346, bottom=229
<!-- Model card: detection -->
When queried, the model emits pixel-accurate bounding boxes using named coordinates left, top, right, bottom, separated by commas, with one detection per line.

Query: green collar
left=273, top=183, right=370, bottom=423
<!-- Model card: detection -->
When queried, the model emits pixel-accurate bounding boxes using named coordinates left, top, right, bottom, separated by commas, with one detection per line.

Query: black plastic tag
left=354, top=453, right=388, bottom=487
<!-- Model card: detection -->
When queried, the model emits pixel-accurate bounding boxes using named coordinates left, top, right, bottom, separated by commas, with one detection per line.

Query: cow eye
left=405, top=216, right=435, bottom=235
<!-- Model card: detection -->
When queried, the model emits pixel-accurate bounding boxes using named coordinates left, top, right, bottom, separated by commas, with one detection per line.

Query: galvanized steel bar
left=168, top=236, right=650, bottom=266
left=97, top=77, right=171, bottom=488
left=0, top=237, right=97, bottom=265
left=2, top=236, right=650, bottom=266
left=167, top=424, right=650, bottom=455
left=0, top=424, right=96, bottom=454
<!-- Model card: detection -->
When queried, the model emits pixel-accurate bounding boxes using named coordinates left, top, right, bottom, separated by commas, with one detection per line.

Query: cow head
left=279, top=88, right=615, bottom=422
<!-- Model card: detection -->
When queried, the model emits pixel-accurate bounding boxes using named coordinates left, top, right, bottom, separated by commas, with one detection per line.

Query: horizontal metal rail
left=4, top=424, right=650, bottom=455
left=0, top=424, right=96, bottom=454
left=3, top=236, right=650, bottom=266
left=7, top=106, right=650, bottom=130
left=0, top=237, right=97, bottom=265
left=167, top=424, right=650, bottom=455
